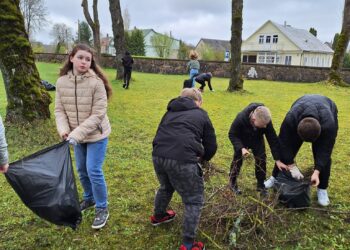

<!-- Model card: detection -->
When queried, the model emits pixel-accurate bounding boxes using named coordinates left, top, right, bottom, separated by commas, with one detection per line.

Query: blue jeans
left=74, top=138, right=108, bottom=209
left=189, top=69, right=199, bottom=87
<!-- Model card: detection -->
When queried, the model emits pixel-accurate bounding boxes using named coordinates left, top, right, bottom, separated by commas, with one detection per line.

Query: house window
left=266, top=36, right=271, bottom=43
left=243, top=55, right=248, bottom=62
left=258, top=54, right=265, bottom=63
left=259, top=35, right=264, bottom=44
left=273, top=35, right=278, bottom=43
left=304, top=57, right=308, bottom=65
left=266, top=53, right=275, bottom=64
left=285, top=56, right=292, bottom=65
left=257, top=52, right=277, bottom=64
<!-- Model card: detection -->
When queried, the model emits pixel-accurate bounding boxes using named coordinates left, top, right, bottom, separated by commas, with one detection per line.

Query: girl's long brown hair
left=60, top=44, right=112, bottom=99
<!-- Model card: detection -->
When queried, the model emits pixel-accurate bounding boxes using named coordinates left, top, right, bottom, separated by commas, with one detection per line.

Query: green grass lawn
left=1, top=62, right=350, bottom=249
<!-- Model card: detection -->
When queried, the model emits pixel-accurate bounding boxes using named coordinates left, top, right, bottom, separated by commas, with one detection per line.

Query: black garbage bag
left=274, top=171, right=311, bottom=208
left=5, top=141, right=82, bottom=229
left=41, top=80, right=56, bottom=91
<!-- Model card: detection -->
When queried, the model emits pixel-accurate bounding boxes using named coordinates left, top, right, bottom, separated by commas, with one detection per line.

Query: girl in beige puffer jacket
left=55, top=44, right=112, bottom=229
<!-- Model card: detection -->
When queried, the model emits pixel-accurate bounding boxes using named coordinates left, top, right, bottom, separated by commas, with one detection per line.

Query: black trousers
left=123, top=67, right=132, bottom=88
left=229, top=139, right=266, bottom=189
left=196, top=80, right=213, bottom=91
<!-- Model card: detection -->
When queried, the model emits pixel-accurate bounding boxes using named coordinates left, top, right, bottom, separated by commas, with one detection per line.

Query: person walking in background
left=264, top=94, right=338, bottom=207
left=122, top=51, right=134, bottom=89
left=186, top=50, right=200, bottom=87
left=0, top=115, right=9, bottom=174
left=194, top=72, right=214, bottom=92
left=55, top=44, right=112, bottom=229
left=228, top=104, right=287, bottom=196
left=151, top=88, right=217, bottom=250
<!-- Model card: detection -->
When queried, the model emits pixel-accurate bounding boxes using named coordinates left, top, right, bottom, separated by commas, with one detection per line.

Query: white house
left=140, top=29, right=180, bottom=59
left=101, top=29, right=180, bottom=59
left=242, top=20, right=334, bottom=67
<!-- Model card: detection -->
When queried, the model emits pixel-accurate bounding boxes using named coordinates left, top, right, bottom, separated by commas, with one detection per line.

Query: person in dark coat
left=194, top=72, right=214, bottom=92
left=264, top=94, right=338, bottom=207
left=228, top=103, right=287, bottom=196
left=150, top=88, right=217, bottom=250
left=121, top=51, right=134, bottom=89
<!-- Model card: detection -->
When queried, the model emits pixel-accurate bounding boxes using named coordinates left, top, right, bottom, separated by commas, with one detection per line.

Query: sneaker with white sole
left=317, top=188, right=330, bottom=206
left=264, top=176, right=276, bottom=189
left=92, top=208, right=109, bottom=229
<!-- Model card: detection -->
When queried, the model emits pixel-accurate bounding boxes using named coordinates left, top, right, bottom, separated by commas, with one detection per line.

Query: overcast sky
left=35, top=0, right=345, bottom=46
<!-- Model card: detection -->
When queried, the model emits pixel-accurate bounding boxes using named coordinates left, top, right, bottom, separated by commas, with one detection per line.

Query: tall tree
left=150, top=32, right=174, bottom=58
left=19, top=0, right=48, bottom=40
left=178, top=40, right=190, bottom=60
left=109, top=0, right=126, bottom=79
left=81, top=0, right=101, bottom=61
left=199, top=44, right=223, bottom=61
left=122, top=7, right=131, bottom=31
left=329, top=0, right=350, bottom=85
left=76, top=20, right=92, bottom=46
left=309, top=27, right=317, bottom=37
left=228, top=0, right=244, bottom=92
left=0, top=0, right=51, bottom=122
left=332, top=33, right=340, bottom=50
left=50, top=23, right=73, bottom=53
left=344, top=52, right=350, bottom=68
left=128, top=28, right=145, bottom=56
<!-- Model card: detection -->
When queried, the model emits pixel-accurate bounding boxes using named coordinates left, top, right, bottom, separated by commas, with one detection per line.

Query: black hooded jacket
left=228, top=103, right=280, bottom=160
left=152, top=97, right=217, bottom=163
left=279, top=94, right=338, bottom=172
left=122, top=52, right=134, bottom=68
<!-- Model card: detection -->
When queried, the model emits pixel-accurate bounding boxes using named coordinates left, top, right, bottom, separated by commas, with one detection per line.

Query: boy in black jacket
left=264, top=95, right=338, bottom=207
left=151, top=88, right=217, bottom=250
left=228, top=104, right=287, bottom=196
left=121, top=51, right=134, bottom=89
left=194, top=72, right=214, bottom=92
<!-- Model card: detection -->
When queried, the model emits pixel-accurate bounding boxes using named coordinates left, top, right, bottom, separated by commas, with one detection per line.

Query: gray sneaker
left=92, top=208, right=109, bottom=229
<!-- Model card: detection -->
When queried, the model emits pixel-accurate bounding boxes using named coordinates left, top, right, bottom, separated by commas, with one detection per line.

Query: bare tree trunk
left=228, top=0, right=244, bottom=92
left=329, top=0, right=350, bottom=85
left=81, top=0, right=101, bottom=61
left=109, top=0, right=126, bottom=79
left=0, top=0, right=51, bottom=122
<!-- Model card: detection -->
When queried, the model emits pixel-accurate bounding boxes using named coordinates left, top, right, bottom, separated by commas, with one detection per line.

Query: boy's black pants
left=196, top=80, right=213, bottom=91
left=123, top=67, right=132, bottom=88
left=229, top=139, right=267, bottom=189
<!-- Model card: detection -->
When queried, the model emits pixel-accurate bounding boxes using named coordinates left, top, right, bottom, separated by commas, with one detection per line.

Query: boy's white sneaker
left=317, top=188, right=330, bottom=207
left=264, top=176, right=276, bottom=189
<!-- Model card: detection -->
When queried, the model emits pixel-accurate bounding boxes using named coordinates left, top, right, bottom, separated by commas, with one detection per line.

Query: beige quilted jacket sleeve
left=69, top=80, right=107, bottom=142
left=54, top=88, right=71, bottom=138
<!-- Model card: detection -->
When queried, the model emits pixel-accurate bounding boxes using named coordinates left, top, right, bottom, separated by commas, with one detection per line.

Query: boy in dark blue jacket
left=151, top=88, right=217, bottom=250
left=228, top=104, right=286, bottom=196
left=264, top=95, right=338, bottom=206
left=194, top=72, right=214, bottom=92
